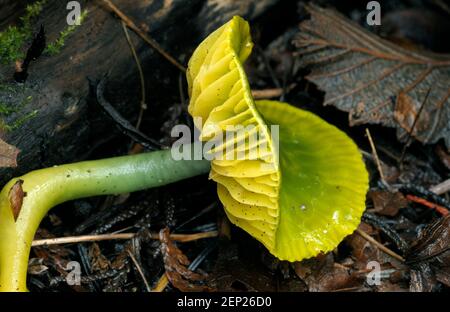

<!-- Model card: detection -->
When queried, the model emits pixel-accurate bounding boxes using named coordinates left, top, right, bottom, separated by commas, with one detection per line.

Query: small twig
left=397, top=184, right=450, bottom=210
left=96, top=78, right=164, bottom=150
left=50, top=269, right=122, bottom=286
left=376, top=145, right=401, bottom=162
left=252, top=88, right=284, bottom=99
left=365, top=128, right=387, bottom=186
left=31, top=231, right=218, bottom=246
left=188, top=241, right=218, bottom=271
left=121, top=21, right=147, bottom=130
left=399, top=88, right=431, bottom=167
left=355, top=229, right=405, bottom=262
left=251, top=84, right=296, bottom=99
left=127, top=249, right=151, bottom=292
left=331, top=286, right=361, bottom=292
left=152, top=274, right=169, bottom=292
left=100, top=0, right=186, bottom=72
left=167, top=231, right=219, bottom=242
left=430, top=179, right=450, bottom=195
left=432, top=0, right=450, bottom=15
left=175, top=202, right=216, bottom=231
left=362, top=213, right=409, bottom=253
left=359, top=149, right=374, bottom=161
left=405, top=194, right=449, bottom=216
left=32, top=233, right=134, bottom=246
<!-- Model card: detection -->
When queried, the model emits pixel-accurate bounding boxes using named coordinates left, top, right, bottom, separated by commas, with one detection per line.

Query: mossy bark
left=0, top=0, right=277, bottom=184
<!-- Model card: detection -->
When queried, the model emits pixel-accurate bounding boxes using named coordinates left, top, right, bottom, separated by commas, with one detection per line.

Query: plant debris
left=14, top=25, right=46, bottom=83
left=368, top=190, right=408, bottom=217
left=294, top=4, right=450, bottom=147
left=0, top=138, right=19, bottom=168
left=294, top=253, right=364, bottom=292
left=407, top=215, right=450, bottom=290
left=0, top=0, right=448, bottom=293
left=159, top=227, right=212, bottom=292
left=8, top=179, right=25, bottom=221
left=95, top=78, right=163, bottom=151
left=406, top=215, right=450, bottom=265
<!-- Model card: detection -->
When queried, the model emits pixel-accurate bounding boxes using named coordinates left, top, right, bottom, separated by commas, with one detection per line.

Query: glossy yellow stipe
left=0, top=148, right=209, bottom=291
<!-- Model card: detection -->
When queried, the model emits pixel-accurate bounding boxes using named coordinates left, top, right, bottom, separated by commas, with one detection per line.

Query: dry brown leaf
left=88, top=243, right=111, bottom=272
left=0, top=138, right=19, bottom=168
left=28, top=258, right=49, bottom=276
left=346, top=223, right=384, bottom=266
left=436, top=266, right=450, bottom=287
left=409, top=264, right=436, bottom=292
left=159, top=227, right=212, bottom=292
left=8, top=179, right=25, bottom=221
left=293, top=253, right=364, bottom=292
left=406, top=215, right=450, bottom=265
left=407, top=215, right=450, bottom=290
left=207, top=240, right=307, bottom=292
left=368, top=190, right=408, bottom=216
left=294, top=4, right=450, bottom=147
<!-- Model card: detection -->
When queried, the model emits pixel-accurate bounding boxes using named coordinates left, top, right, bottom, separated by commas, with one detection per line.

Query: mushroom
left=187, top=16, right=368, bottom=262
left=0, top=16, right=368, bottom=292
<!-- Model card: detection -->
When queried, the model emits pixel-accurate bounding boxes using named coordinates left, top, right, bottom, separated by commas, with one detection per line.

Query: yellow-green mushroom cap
left=186, top=16, right=369, bottom=262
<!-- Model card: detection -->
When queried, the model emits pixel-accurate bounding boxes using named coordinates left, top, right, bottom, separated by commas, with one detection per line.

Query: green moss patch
left=0, top=0, right=47, bottom=64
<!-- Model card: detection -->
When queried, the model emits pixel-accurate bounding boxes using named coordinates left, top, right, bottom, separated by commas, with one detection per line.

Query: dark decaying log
left=0, top=0, right=277, bottom=183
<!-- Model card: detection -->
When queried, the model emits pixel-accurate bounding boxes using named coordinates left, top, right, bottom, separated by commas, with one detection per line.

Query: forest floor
left=3, top=0, right=448, bottom=292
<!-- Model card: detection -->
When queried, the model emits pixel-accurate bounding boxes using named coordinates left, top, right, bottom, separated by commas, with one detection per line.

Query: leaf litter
left=294, top=4, right=450, bottom=147
left=8, top=0, right=449, bottom=293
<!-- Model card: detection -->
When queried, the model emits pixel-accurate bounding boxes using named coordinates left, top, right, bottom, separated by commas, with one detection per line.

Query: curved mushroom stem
left=0, top=145, right=210, bottom=291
